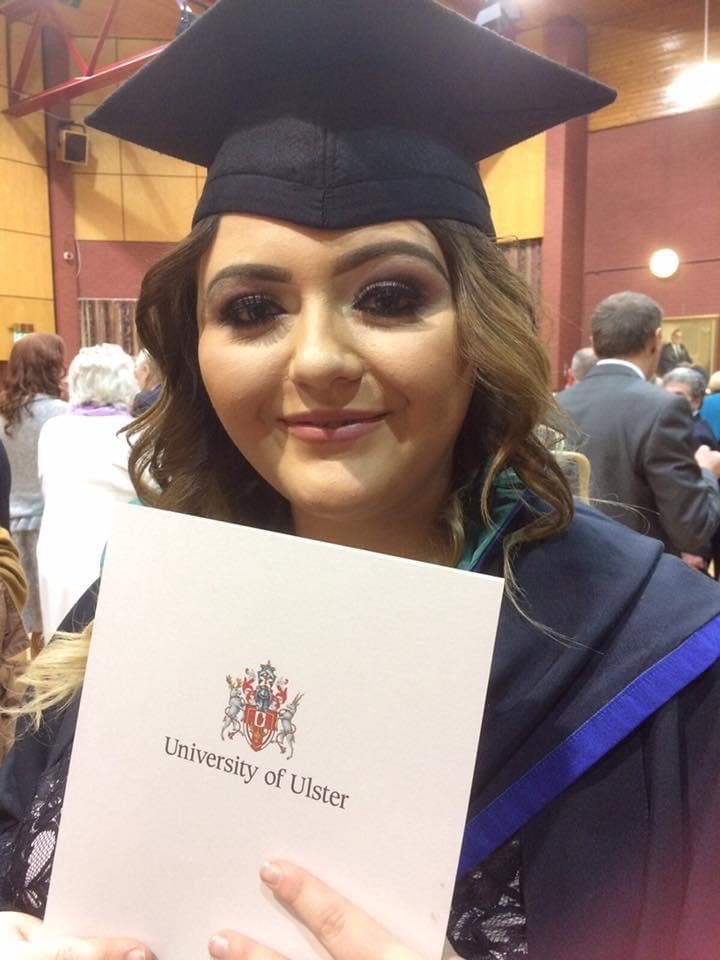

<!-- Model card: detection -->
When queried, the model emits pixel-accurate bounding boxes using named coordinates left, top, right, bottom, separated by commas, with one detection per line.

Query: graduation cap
left=86, top=0, right=615, bottom=236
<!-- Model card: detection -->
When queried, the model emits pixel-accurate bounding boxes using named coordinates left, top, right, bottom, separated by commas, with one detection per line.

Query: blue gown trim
left=458, top=611, right=720, bottom=878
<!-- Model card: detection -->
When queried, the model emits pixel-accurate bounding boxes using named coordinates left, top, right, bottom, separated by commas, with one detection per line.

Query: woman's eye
left=353, top=280, right=426, bottom=318
left=218, top=294, right=283, bottom=328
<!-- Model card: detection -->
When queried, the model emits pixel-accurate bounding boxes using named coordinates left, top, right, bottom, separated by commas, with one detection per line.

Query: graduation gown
left=0, top=503, right=718, bottom=959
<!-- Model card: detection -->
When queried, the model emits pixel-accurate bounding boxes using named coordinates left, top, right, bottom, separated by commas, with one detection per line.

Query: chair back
left=554, top=450, right=591, bottom=503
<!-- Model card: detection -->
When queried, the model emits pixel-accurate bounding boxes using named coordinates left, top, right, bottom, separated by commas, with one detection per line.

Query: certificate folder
left=45, top=504, right=503, bottom=959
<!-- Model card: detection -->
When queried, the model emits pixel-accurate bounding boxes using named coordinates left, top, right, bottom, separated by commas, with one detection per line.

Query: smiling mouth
left=280, top=412, right=387, bottom=442
left=282, top=412, right=386, bottom=427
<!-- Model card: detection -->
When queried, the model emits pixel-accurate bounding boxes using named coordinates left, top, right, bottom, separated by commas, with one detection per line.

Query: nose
left=288, top=304, right=364, bottom=390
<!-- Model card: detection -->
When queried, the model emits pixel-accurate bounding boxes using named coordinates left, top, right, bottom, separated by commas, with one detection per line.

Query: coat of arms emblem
left=221, top=661, right=303, bottom=758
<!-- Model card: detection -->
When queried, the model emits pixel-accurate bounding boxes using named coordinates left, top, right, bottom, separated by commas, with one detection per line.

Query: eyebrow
left=332, top=241, right=450, bottom=281
left=204, top=240, right=450, bottom=297
left=205, top=263, right=292, bottom=297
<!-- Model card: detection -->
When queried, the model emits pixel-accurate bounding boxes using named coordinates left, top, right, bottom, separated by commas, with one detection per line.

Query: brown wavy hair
left=12, top=216, right=575, bottom=726
left=0, top=333, right=65, bottom=434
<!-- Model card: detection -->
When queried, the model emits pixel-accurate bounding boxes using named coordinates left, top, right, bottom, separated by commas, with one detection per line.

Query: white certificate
left=44, top=503, right=503, bottom=960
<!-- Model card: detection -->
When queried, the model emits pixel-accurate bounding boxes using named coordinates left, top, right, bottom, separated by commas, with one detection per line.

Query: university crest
left=221, top=661, right=303, bottom=758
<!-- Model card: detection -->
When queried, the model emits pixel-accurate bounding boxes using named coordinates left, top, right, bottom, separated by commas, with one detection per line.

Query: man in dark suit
left=658, top=327, right=692, bottom=375
left=556, top=292, right=720, bottom=567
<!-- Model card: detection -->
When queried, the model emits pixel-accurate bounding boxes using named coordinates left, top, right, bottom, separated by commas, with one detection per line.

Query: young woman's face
left=197, top=215, right=473, bottom=527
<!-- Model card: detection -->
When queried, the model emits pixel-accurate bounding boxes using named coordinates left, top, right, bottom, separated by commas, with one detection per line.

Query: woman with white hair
left=35, top=344, right=137, bottom=638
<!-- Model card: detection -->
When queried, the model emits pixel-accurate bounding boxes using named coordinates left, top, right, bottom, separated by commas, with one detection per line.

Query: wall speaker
left=57, top=124, right=88, bottom=165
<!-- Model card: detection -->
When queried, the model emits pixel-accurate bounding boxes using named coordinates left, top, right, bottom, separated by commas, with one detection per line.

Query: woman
left=0, top=334, right=67, bottom=643
left=36, top=343, right=137, bottom=638
left=131, top=348, right=162, bottom=416
left=0, top=2, right=718, bottom=958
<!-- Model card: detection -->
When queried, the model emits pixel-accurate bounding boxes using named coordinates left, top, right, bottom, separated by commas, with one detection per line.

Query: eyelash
left=218, top=294, right=282, bottom=329
left=354, top=279, right=428, bottom=318
left=216, top=279, right=428, bottom=330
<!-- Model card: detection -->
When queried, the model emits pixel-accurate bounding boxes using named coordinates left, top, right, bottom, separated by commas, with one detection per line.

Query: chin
left=284, top=481, right=391, bottom=522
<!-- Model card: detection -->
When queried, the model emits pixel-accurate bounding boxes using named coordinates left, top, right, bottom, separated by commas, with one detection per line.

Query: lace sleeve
left=0, top=748, right=70, bottom=918
left=447, top=836, right=528, bottom=960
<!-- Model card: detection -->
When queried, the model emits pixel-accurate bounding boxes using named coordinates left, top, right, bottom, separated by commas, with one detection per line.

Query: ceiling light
left=667, top=0, right=720, bottom=107
left=649, top=248, right=680, bottom=279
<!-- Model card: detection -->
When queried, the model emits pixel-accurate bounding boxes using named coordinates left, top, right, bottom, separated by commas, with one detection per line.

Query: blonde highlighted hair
left=12, top=216, right=573, bottom=728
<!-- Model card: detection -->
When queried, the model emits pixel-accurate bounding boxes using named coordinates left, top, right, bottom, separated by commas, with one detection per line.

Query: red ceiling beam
left=1, top=0, right=168, bottom=117
left=45, top=4, right=88, bottom=75
left=6, top=44, right=167, bottom=116
left=87, top=0, right=121, bottom=75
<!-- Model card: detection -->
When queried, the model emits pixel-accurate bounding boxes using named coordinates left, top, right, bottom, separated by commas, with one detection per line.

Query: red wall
left=77, top=240, right=175, bottom=300
left=583, top=105, right=720, bottom=336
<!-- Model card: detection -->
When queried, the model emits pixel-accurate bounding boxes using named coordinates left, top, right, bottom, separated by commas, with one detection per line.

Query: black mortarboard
left=86, top=0, right=615, bottom=236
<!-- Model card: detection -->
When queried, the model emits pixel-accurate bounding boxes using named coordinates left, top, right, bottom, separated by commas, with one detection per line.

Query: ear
left=650, top=328, right=662, bottom=354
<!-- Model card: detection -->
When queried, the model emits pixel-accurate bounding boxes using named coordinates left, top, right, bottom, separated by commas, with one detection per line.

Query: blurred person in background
left=701, top=371, right=720, bottom=442
left=664, top=367, right=720, bottom=578
left=658, top=328, right=692, bottom=375
left=0, top=444, right=10, bottom=535
left=564, top=346, right=597, bottom=387
left=556, top=292, right=720, bottom=568
left=0, top=527, right=29, bottom=762
left=131, top=348, right=163, bottom=416
left=663, top=367, right=718, bottom=451
left=36, top=344, right=137, bottom=639
left=0, top=334, right=67, bottom=648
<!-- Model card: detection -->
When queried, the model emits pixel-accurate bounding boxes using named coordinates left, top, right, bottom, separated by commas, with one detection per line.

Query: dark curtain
left=79, top=299, right=138, bottom=356
left=500, top=238, right=542, bottom=295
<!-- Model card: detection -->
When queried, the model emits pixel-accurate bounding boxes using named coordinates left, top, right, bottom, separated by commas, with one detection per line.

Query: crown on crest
left=258, top=661, right=277, bottom=683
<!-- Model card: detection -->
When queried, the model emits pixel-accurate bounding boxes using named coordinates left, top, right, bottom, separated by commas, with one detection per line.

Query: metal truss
left=1, top=0, right=167, bottom=117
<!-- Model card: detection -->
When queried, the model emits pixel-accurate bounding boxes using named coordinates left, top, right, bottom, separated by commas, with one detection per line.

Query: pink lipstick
left=281, top=410, right=386, bottom=443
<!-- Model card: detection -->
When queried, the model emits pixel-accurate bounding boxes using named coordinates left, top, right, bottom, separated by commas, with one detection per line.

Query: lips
left=283, top=410, right=384, bottom=426
left=280, top=410, right=387, bottom=443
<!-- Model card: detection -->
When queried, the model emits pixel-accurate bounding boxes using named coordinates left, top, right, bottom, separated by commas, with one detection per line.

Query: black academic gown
left=457, top=503, right=720, bottom=959
left=0, top=505, right=718, bottom=960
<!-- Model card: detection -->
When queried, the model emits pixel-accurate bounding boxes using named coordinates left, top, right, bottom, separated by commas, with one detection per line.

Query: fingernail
left=208, top=935, right=229, bottom=958
left=260, top=861, right=283, bottom=887
left=125, top=951, right=148, bottom=960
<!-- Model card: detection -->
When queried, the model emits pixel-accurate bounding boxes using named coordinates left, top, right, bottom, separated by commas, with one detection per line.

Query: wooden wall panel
left=71, top=103, right=121, bottom=175
left=480, top=134, right=546, bottom=241
left=122, top=174, right=197, bottom=242
left=0, top=232, right=54, bottom=300
left=477, top=27, right=546, bottom=241
left=0, top=15, right=54, bottom=359
left=0, top=157, right=50, bottom=234
left=47, top=0, right=180, bottom=43
left=589, top=2, right=720, bottom=130
left=74, top=172, right=124, bottom=242
left=0, top=297, right=55, bottom=360
left=70, top=36, right=119, bottom=107
left=0, top=90, right=45, bottom=166
left=72, top=36, right=202, bottom=245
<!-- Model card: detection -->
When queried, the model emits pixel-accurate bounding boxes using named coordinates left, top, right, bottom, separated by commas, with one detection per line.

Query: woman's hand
left=208, top=861, right=427, bottom=959
left=0, top=911, right=153, bottom=960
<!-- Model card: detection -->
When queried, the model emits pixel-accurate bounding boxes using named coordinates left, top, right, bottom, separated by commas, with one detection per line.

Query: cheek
left=389, top=324, right=472, bottom=422
left=198, top=334, right=279, bottom=427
